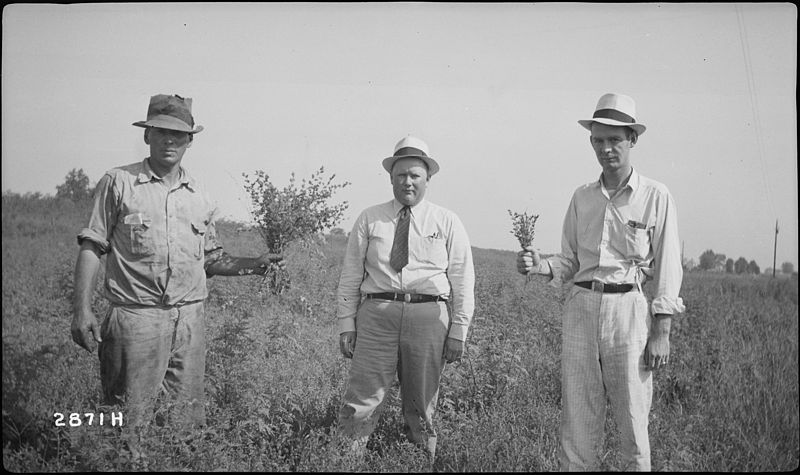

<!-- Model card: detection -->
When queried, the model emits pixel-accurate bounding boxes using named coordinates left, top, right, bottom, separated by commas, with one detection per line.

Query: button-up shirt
left=543, top=169, right=685, bottom=315
left=337, top=198, right=475, bottom=340
left=77, top=158, right=224, bottom=307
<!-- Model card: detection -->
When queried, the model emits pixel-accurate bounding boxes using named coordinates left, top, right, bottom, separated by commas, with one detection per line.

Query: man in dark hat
left=335, top=135, right=475, bottom=463
left=71, top=94, right=283, bottom=431
left=516, top=93, right=684, bottom=470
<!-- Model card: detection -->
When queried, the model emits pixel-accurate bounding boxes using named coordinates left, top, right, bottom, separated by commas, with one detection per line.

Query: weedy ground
left=2, top=193, right=798, bottom=472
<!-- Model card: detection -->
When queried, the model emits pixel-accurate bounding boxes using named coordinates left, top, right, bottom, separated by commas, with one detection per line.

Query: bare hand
left=516, top=246, right=541, bottom=275
left=644, top=333, right=670, bottom=371
left=256, top=253, right=285, bottom=275
left=443, top=337, right=464, bottom=363
left=339, top=331, right=357, bottom=359
left=71, top=310, right=102, bottom=353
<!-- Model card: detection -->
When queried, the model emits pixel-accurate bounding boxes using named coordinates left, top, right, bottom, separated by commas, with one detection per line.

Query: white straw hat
left=578, top=93, right=646, bottom=136
left=382, top=135, right=440, bottom=176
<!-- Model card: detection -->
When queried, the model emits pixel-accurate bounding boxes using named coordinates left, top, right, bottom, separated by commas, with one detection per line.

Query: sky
left=2, top=2, right=797, bottom=270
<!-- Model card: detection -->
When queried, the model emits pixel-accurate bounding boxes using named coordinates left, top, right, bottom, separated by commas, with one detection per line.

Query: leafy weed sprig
left=509, top=209, right=539, bottom=284
left=508, top=209, right=539, bottom=249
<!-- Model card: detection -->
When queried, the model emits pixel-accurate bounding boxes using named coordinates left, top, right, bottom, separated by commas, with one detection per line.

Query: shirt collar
left=392, top=197, right=427, bottom=216
left=626, top=168, right=641, bottom=193
left=596, top=168, right=640, bottom=194
left=137, top=158, right=198, bottom=191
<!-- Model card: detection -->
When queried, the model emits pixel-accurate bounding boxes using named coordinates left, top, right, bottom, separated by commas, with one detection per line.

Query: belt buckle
left=404, top=293, right=411, bottom=303
left=591, top=281, right=604, bottom=293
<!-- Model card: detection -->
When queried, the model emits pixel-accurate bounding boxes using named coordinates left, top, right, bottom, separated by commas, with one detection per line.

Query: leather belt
left=575, top=281, right=635, bottom=293
left=367, top=293, right=445, bottom=303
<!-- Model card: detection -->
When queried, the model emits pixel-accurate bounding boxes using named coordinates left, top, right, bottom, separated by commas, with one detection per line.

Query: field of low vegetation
left=2, top=192, right=798, bottom=472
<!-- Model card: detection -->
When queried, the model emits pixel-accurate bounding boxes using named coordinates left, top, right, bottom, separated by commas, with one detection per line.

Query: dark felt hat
left=132, top=94, right=203, bottom=133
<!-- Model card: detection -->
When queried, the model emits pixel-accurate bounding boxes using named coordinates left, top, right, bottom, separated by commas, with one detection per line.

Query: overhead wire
left=735, top=5, right=777, bottom=218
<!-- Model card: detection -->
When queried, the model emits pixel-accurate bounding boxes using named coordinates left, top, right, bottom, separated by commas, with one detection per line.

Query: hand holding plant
left=509, top=209, right=539, bottom=283
left=244, top=167, right=350, bottom=293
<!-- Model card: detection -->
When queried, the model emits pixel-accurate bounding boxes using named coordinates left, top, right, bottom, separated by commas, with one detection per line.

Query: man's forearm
left=74, top=242, right=101, bottom=314
left=448, top=276, right=475, bottom=341
left=205, top=253, right=266, bottom=276
left=651, top=314, right=672, bottom=338
left=535, top=259, right=553, bottom=278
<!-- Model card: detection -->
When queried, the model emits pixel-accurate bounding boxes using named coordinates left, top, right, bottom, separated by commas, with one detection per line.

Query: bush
left=243, top=167, right=349, bottom=293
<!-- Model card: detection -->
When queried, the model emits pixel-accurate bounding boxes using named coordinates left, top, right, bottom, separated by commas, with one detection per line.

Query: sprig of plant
left=243, top=166, right=350, bottom=293
left=508, top=209, right=539, bottom=249
left=509, top=209, right=539, bottom=286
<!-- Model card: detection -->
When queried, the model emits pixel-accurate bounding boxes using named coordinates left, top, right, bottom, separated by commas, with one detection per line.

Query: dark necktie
left=390, top=206, right=411, bottom=272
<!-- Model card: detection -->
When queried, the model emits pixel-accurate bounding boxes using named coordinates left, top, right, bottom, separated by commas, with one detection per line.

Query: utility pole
left=772, top=220, right=779, bottom=278
left=681, top=240, right=685, bottom=267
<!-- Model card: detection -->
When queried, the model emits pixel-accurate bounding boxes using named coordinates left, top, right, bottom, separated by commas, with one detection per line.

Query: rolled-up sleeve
left=77, top=174, right=117, bottom=254
left=201, top=206, right=226, bottom=273
left=650, top=191, right=685, bottom=315
left=336, top=211, right=369, bottom=334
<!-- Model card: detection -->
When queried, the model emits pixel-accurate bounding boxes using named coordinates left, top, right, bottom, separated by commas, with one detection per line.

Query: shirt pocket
left=418, top=236, right=448, bottom=267
left=125, top=216, right=154, bottom=257
left=624, top=219, right=652, bottom=261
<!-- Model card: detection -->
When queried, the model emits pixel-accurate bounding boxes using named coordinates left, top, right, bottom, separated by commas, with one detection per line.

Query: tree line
left=36, top=168, right=800, bottom=278
left=692, top=249, right=795, bottom=276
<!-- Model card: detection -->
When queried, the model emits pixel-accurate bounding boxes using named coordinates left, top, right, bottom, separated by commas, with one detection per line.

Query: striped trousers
left=559, top=285, right=653, bottom=471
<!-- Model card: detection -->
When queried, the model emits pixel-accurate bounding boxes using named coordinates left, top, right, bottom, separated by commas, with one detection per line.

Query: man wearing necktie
left=336, top=135, right=475, bottom=462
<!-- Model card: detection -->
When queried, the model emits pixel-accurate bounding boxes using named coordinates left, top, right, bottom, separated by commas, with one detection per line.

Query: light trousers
left=338, top=298, right=449, bottom=455
left=98, top=301, right=206, bottom=429
left=559, top=285, right=653, bottom=471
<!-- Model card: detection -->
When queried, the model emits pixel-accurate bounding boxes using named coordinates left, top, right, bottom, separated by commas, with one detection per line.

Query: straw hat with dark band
left=382, top=135, right=440, bottom=176
left=578, top=93, right=646, bottom=136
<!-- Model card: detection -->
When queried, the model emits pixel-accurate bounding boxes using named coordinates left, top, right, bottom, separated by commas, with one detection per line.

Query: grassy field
left=2, top=192, right=798, bottom=472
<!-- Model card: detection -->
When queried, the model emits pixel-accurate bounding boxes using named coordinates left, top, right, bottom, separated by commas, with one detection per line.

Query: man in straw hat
left=336, top=135, right=475, bottom=462
left=71, top=94, right=284, bottom=433
left=516, top=93, right=684, bottom=470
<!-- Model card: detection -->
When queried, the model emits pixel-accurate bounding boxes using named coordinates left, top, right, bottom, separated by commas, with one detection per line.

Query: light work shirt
left=337, top=198, right=475, bottom=340
left=77, top=158, right=224, bottom=307
left=541, top=169, right=685, bottom=315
